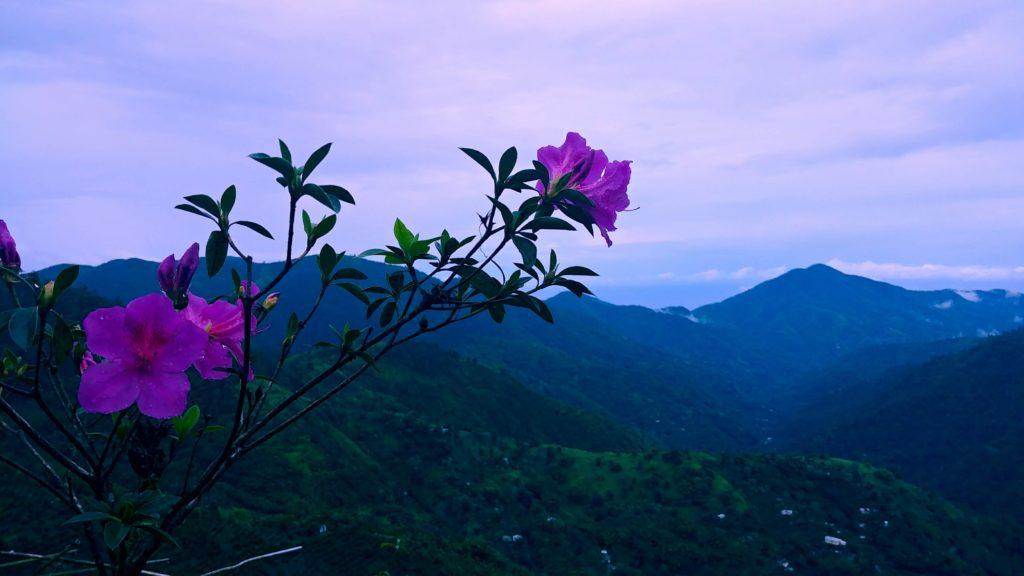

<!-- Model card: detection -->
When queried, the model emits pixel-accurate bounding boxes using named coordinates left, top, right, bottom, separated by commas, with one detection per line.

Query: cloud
left=1, top=0, right=1022, bottom=301
left=826, top=259, right=1024, bottom=282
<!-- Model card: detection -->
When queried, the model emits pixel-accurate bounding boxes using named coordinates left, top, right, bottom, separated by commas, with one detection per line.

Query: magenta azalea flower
left=157, top=242, right=199, bottom=308
left=536, top=132, right=632, bottom=246
left=0, top=219, right=21, bottom=270
left=182, top=293, right=253, bottom=380
left=79, top=293, right=207, bottom=418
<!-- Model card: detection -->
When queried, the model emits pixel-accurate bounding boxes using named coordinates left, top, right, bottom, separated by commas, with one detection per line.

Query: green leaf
left=387, top=271, right=405, bottom=293
left=302, top=211, right=313, bottom=237
left=332, top=268, right=367, bottom=281
left=172, top=405, right=201, bottom=438
left=321, top=184, right=355, bottom=205
left=555, top=278, right=592, bottom=297
left=487, top=303, right=506, bottom=323
left=175, top=204, right=213, bottom=220
left=312, top=214, right=337, bottom=239
left=512, top=236, right=537, bottom=268
left=184, top=194, right=221, bottom=218
left=393, top=218, right=415, bottom=252
left=63, top=511, right=118, bottom=525
left=104, top=522, right=130, bottom=550
left=318, top=244, right=338, bottom=278
left=278, top=139, right=292, bottom=162
left=233, top=220, right=274, bottom=239
left=53, top=265, right=79, bottom=295
left=453, top=265, right=501, bottom=298
left=248, top=153, right=295, bottom=179
left=51, top=316, right=74, bottom=362
left=302, top=143, right=332, bottom=181
left=379, top=301, right=396, bottom=326
left=525, top=216, right=575, bottom=232
left=530, top=297, right=554, bottom=323
left=205, top=231, right=228, bottom=277
left=8, top=307, right=37, bottom=350
left=559, top=266, right=599, bottom=277
left=498, top=146, right=517, bottom=182
left=459, top=147, right=496, bottom=180
left=302, top=183, right=341, bottom=212
left=220, top=185, right=237, bottom=215
left=338, top=282, right=369, bottom=304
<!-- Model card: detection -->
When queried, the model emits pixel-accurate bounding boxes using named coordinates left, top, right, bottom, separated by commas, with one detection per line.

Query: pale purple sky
left=2, top=1, right=1022, bottom=307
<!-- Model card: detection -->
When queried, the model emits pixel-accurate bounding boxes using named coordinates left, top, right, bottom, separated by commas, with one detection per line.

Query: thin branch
left=0, top=551, right=170, bottom=576
left=198, top=545, right=302, bottom=576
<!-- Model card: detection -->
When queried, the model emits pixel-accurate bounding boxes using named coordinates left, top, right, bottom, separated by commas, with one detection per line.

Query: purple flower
left=536, top=132, right=632, bottom=246
left=79, top=293, right=207, bottom=418
left=182, top=293, right=253, bottom=380
left=0, top=219, right=21, bottom=270
left=157, top=242, right=200, bottom=309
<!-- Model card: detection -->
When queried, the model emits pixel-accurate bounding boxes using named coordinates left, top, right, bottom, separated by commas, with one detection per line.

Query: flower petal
left=153, top=318, right=208, bottom=372
left=83, top=306, right=129, bottom=360
left=136, top=371, right=190, bottom=419
left=194, top=340, right=233, bottom=380
left=78, top=361, right=139, bottom=414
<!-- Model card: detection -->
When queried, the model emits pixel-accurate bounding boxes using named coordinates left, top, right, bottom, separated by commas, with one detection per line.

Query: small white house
left=824, top=536, right=847, bottom=547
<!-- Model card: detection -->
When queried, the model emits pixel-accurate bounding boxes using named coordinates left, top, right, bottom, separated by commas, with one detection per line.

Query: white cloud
left=826, top=259, right=1024, bottom=282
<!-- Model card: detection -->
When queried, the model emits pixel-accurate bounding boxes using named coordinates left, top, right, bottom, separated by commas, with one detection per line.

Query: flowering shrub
left=0, top=134, right=631, bottom=575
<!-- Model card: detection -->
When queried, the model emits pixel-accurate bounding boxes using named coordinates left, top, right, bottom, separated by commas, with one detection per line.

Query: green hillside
left=4, top=345, right=1022, bottom=575
left=784, top=330, right=1024, bottom=520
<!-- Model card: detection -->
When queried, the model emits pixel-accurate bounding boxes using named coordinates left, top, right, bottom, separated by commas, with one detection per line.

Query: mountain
left=693, top=264, right=1023, bottom=373
left=782, top=329, right=1024, bottom=520
left=6, top=344, right=1023, bottom=575
left=36, top=258, right=770, bottom=452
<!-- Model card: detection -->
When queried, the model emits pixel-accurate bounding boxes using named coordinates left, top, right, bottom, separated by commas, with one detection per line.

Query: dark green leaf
left=53, top=265, right=79, bottom=295
left=332, top=268, right=367, bottom=281
left=248, top=153, right=295, bottom=179
left=459, top=147, right=496, bottom=180
left=525, top=216, right=576, bottom=232
left=312, top=214, right=337, bottom=239
left=303, top=183, right=341, bottom=212
left=512, top=236, right=537, bottom=268
left=322, top=184, right=355, bottom=205
left=302, top=143, right=332, bottom=181
left=63, top=511, right=118, bottom=525
left=8, top=307, right=37, bottom=350
left=487, top=303, right=506, bottom=323
left=175, top=204, right=213, bottom=220
left=498, top=146, right=517, bottom=182
left=233, top=220, right=274, bottom=239
left=220, top=185, right=237, bottom=215
left=184, top=194, right=221, bottom=218
left=318, top=244, right=338, bottom=278
left=103, top=522, right=130, bottom=550
left=205, top=231, right=228, bottom=277
left=278, top=139, right=292, bottom=162
left=338, top=282, right=369, bottom=304
left=379, top=301, right=396, bottom=326
left=559, top=266, right=599, bottom=277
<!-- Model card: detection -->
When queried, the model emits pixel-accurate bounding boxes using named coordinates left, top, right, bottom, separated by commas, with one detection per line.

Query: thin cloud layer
left=1, top=1, right=1021, bottom=304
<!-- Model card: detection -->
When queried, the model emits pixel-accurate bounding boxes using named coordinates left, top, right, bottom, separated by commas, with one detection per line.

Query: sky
left=1, top=0, right=1022, bottom=308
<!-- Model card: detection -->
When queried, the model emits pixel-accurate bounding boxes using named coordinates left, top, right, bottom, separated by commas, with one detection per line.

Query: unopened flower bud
left=0, top=219, right=21, bottom=272
left=158, top=242, right=200, bottom=309
left=261, top=292, right=280, bottom=312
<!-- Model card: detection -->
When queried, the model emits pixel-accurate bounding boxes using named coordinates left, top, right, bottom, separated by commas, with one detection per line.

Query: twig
left=0, top=551, right=170, bottom=576
left=198, top=545, right=302, bottom=576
